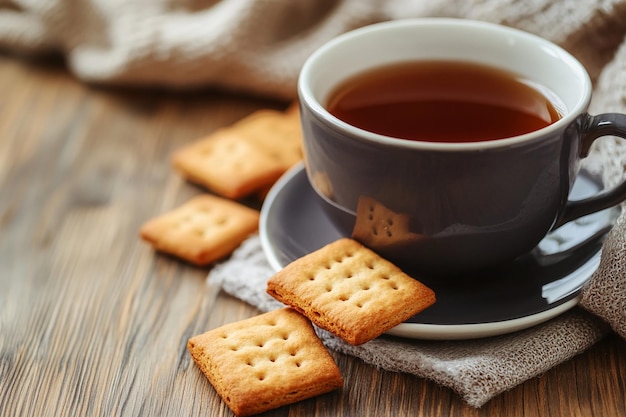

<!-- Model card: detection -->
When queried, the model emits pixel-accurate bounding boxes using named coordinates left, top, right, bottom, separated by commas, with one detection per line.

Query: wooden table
left=1, top=53, right=625, bottom=417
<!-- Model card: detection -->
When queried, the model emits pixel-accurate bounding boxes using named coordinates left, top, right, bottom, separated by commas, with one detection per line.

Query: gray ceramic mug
left=298, top=18, right=626, bottom=275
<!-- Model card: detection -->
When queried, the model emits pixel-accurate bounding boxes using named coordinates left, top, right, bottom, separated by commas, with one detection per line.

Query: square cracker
left=187, top=308, right=343, bottom=417
left=172, top=108, right=302, bottom=199
left=172, top=129, right=285, bottom=199
left=139, top=194, right=259, bottom=266
left=233, top=109, right=303, bottom=171
left=267, top=238, right=436, bottom=345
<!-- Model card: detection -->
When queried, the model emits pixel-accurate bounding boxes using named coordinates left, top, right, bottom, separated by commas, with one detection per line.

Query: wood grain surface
left=1, top=54, right=625, bottom=417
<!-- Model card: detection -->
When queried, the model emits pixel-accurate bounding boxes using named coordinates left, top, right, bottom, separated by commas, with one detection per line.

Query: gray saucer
left=260, top=164, right=618, bottom=340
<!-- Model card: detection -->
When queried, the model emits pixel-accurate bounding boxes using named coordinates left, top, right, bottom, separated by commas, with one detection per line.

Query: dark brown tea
left=326, top=61, right=562, bottom=143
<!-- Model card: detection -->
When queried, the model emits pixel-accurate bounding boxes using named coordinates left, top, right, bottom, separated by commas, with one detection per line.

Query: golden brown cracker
left=267, top=238, right=436, bottom=345
left=187, top=308, right=343, bottom=417
left=139, top=194, right=259, bottom=266
left=173, top=108, right=302, bottom=199
left=172, top=130, right=285, bottom=199
left=233, top=109, right=303, bottom=171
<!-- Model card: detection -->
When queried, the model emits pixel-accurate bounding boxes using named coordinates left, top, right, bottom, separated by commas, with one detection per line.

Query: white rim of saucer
left=385, top=296, right=583, bottom=340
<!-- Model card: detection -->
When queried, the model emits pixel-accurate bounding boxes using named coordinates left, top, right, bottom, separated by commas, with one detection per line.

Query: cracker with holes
left=172, top=108, right=302, bottom=199
left=172, top=129, right=284, bottom=199
left=232, top=109, right=303, bottom=171
left=187, top=308, right=343, bottom=417
left=266, top=238, right=436, bottom=345
left=139, top=194, right=259, bottom=266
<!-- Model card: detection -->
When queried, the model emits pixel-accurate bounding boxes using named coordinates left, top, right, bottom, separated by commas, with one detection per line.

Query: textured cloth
left=580, top=213, right=626, bottom=340
left=210, top=235, right=613, bottom=407
left=5, top=0, right=626, bottom=408
left=0, top=0, right=386, bottom=99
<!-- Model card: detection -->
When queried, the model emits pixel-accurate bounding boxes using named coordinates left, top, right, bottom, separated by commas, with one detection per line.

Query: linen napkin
left=210, top=234, right=614, bottom=407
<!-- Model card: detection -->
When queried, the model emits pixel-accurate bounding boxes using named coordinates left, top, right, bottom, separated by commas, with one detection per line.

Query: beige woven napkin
left=580, top=213, right=626, bottom=340
left=0, top=0, right=386, bottom=99
left=209, top=226, right=619, bottom=407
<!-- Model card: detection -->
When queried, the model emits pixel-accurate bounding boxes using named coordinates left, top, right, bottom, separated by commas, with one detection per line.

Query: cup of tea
left=297, top=18, right=626, bottom=275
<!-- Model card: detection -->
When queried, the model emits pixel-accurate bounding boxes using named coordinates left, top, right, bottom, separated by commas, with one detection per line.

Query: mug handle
left=553, top=113, right=626, bottom=228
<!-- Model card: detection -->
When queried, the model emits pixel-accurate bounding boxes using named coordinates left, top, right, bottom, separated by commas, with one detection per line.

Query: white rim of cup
left=298, top=18, right=592, bottom=151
